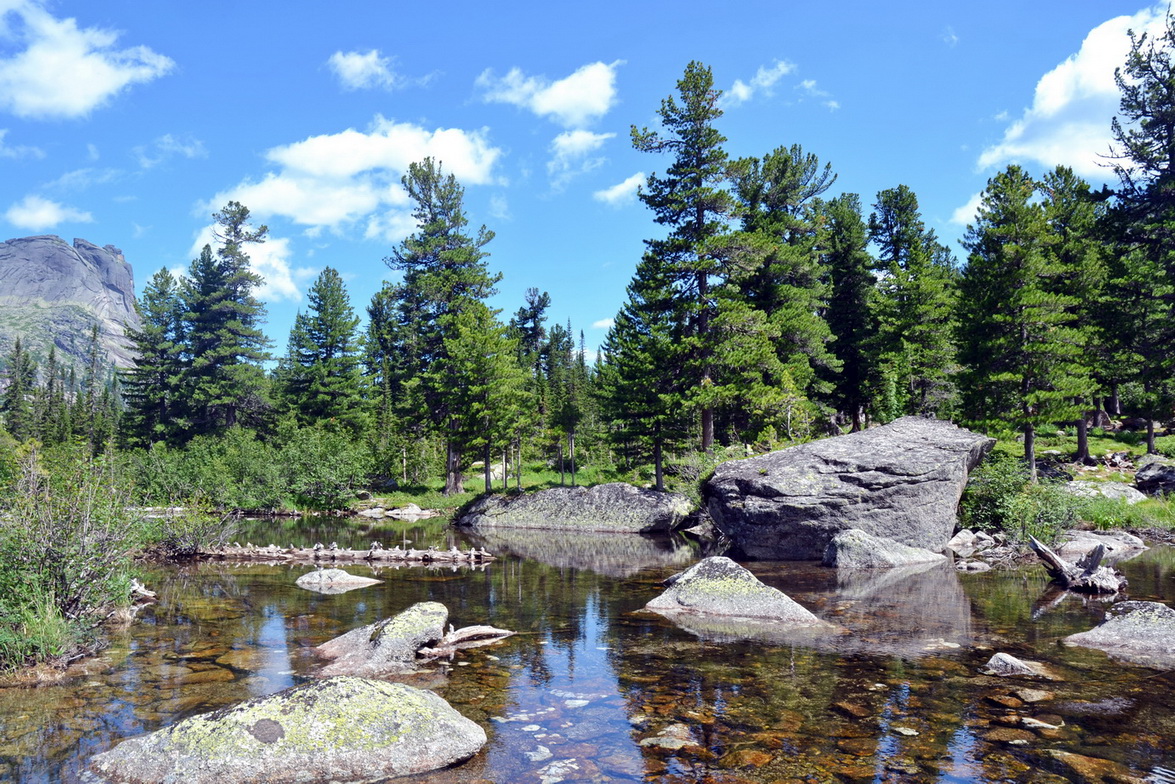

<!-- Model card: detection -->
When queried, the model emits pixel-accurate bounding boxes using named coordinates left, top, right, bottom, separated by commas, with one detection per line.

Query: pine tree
left=1, top=338, right=36, bottom=441
left=959, top=165, right=1088, bottom=478
left=868, top=185, right=958, bottom=418
left=820, top=193, right=875, bottom=431
left=122, top=267, right=184, bottom=447
left=632, top=60, right=736, bottom=451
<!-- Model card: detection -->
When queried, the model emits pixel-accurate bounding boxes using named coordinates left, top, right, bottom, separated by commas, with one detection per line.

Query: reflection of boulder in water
left=825, top=562, right=974, bottom=657
left=466, top=528, right=697, bottom=578
left=654, top=612, right=842, bottom=646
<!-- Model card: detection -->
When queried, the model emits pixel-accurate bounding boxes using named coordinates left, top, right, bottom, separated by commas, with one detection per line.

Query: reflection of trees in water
left=467, top=528, right=698, bottom=578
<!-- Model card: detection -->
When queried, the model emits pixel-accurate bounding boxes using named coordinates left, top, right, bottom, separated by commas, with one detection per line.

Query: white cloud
left=0, top=0, right=173, bottom=119
left=134, top=133, right=207, bottom=168
left=208, top=116, right=501, bottom=241
left=547, top=129, right=613, bottom=188
left=798, top=78, right=839, bottom=110
left=328, top=49, right=400, bottom=91
left=720, top=60, right=795, bottom=108
left=591, top=317, right=614, bottom=329
left=950, top=191, right=984, bottom=227
left=188, top=224, right=312, bottom=304
left=4, top=193, right=93, bottom=229
left=978, top=4, right=1168, bottom=178
left=488, top=193, right=510, bottom=221
left=942, top=26, right=959, bottom=47
left=593, top=172, right=644, bottom=206
left=476, top=61, right=622, bottom=128
left=43, top=166, right=121, bottom=190
left=0, top=127, right=41, bottom=158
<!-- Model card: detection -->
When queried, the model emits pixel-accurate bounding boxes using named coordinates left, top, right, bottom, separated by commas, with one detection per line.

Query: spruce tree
left=122, top=267, right=184, bottom=447
left=1, top=338, right=36, bottom=441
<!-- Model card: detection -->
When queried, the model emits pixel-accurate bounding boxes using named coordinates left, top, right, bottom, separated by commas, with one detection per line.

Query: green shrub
left=960, top=453, right=1079, bottom=542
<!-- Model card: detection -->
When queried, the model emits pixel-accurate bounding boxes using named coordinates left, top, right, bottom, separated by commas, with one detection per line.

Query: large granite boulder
left=87, top=676, right=485, bottom=783
left=822, top=529, right=948, bottom=569
left=317, top=602, right=447, bottom=677
left=1064, top=601, right=1175, bottom=668
left=456, top=482, right=692, bottom=533
left=1135, top=458, right=1175, bottom=496
left=704, top=417, right=994, bottom=560
left=645, top=556, right=830, bottom=626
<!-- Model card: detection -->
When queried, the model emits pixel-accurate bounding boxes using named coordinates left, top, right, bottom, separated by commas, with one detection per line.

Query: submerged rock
left=645, top=556, right=830, bottom=626
left=980, top=652, right=1058, bottom=680
left=317, top=602, right=447, bottom=677
left=455, top=482, right=692, bottom=533
left=704, top=417, right=993, bottom=560
left=1064, top=601, right=1175, bottom=668
left=294, top=568, right=383, bottom=594
left=822, top=528, right=948, bottom=568
left=87, top=676, right=486, bottom=783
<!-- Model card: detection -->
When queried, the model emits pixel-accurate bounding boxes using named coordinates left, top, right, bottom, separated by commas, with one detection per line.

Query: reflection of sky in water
left=1, top=521, right=1174, bottom=783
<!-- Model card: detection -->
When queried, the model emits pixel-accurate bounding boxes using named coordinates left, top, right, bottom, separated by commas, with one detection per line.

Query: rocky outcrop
left=317, top=602, right=448, bottom=677
left=87, top=676, right=486, bottom=783
left=294, top=568, right=383, bottom=594
left=0, top=235, right=140, bottom=369
left=1135, top=458, right=1175, bottom=496
left=456, top=483, right=692, bottom=533
left=980, top=652, right=1059, bottom=680
left=645, top=556, right=829, bottom=625
left=704, top=417, right=994, bottom=560
left=1064, top=601, right=1175, bottom=668
left=1064, top=480, right=1147, bottom=505
left=821, top=529, right=948, bottom=568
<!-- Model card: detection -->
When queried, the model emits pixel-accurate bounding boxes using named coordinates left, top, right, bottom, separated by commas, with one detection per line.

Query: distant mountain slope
left=0, top=235, right=141, bottom=372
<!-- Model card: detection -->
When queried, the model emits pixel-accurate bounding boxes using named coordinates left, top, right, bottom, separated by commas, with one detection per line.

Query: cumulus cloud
left=593, top=172, right=644, bottom=206
left=0, top=0, right=173, bottom=119
left=950, top=191, right=984, bottom=227
left=978, top=4, right=1167, bottom=178
left=188, top=224, right=313, bottom=304
left=798, top=79, right=839, bottom=111
left=476, top=61, right=621, bottom=128
left=591, top=317, right=614, bottom=329
left=547, top=129, right=613, bottom=188
left=720, top=60, right=795, bottom=108
left=0, top=127, right=41, bottom=158
left=328, top=49, right=405, bottom=91
left=207, top=116, right=501, bottom=243
left=4, top=193, right=93, bottom=229
left=134, top=133, right=207, bottom=168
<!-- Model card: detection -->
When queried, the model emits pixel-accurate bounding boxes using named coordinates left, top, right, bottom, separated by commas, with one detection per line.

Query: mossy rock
left=87, top=675, right=486, bottom=783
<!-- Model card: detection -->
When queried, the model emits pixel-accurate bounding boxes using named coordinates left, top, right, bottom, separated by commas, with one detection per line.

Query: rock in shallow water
left=704, top=416, right=993, bottom=560
left=86, top=676, right=486, bottom=783
left=294, top=568, right=383, bottom=594
left=1064, top=600, right=1175, bottom=668
left=317, top=601, right=447, bottom=677
left=822, top=528, right=948, bottom=568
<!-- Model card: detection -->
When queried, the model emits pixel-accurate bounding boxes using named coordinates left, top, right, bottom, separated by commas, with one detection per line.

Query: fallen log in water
left=417, top=624, right=517, bottom=658
left=196, top=542, right=495, bottom=565
left=1028, top=535, right=1127, bottom=594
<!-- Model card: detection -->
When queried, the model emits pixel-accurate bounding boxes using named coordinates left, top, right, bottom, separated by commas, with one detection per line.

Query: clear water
left=2, top=518, right=1174, bottom=783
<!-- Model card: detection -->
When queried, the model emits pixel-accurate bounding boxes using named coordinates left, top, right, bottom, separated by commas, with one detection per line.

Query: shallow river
left=2, top=518, right=1174, bottom=783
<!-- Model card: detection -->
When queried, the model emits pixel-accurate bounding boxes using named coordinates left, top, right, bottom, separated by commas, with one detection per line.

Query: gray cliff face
left=0, top=235, right=141, bottom=370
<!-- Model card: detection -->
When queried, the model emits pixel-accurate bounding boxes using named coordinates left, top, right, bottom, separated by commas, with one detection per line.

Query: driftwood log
left=418, top=625, right=517, bottom=658
left=1028, top=535, right=1127, bottom=594
left=196, top=542, right=494, bottom=566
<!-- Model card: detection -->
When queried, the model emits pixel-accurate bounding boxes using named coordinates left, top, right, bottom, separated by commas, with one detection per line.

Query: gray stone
left=87, top=676, right=485, bottom=783
left=466, top=526, right=696, bottom=579
left=317, top=602, right=447, bottom=677
left=645, top=556, right=830, bottom=626
left=456, top=482, right=692, bottom=533
left=980, top=652, right=1058, bottom=680
left=294, top=568, right=382, bottom=595
left=704, top=417, right=993, bottom=560
left=1055, top=531, right=1147, bottom=563
left=1136, top=459, right=1175, bottom=496
left=1065, top=480, right=1147, bottom=505
left=0, top=235, right=140, bottom=369
left=1064, top=601, right=1175, bottom=668
left=822, top=528, right=948, bottom=568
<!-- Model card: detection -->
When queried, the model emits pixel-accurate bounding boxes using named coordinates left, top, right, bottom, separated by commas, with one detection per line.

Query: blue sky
left=0, top=0, right=1166, bottom=358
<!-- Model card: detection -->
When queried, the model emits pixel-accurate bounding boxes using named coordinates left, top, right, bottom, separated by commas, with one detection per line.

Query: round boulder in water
left=87, top=676, right=486, bottom=783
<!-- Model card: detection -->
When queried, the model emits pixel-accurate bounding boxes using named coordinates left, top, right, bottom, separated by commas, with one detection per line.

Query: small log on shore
left=196, top=542, right=495, bottom=566
left=1028, top=535, right=1127, bottom=594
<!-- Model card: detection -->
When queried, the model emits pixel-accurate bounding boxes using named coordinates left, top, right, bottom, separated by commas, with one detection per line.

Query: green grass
left=990, top=427, right=1175, bottom=462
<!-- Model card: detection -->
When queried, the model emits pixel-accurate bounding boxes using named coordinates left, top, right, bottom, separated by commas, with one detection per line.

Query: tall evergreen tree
left=959, top=165, right=1088, bottom=479
left=632, top=60, right=736, bottom=451
left=122, top=267, right=184, bottom=447
left=1, top=338, right=36, bottom=441
left=379, top=158, right=500, bottom=494
left=868, top=185, right=958, bottom=418
left=179, top=203, right=271, bottom=438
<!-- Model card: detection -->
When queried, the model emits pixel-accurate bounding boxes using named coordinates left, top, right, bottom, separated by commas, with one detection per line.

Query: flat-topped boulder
left=295, top=568, right=383, bottom=594
left=456, top=482, right=692, bottom=533
left=822, top=529, right=948, bottom=569
left=704, top=417, right=993, bottom=560
left=87, top=676, right=486, bottom=783
left=317, top=602, right=448, bottom=677
left=1064, top=601, right=1175, bottom=668
left=645, top=556, right=830, bottom=626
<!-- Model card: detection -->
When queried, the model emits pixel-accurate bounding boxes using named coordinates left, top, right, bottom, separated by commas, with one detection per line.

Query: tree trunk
left=559, top=442, right=565, bottom=485
left=484, top=441, right=492, bottom=494
left=569, top=431, right=576, bottom=487
left=503, top=446, right=509, bottom=491
left=1075, top=396, right=1089, bottom=462
left=851, top=406, right=862, bottom=433
left=1024, top=423, right=1037, bottom=483
left=516, top=439, right=522, bottom=489
left=1109, top=383, right=1121, bottom=416
left=444, top=441, right=464, bottom=495
left=1147, top=419, right=1157, bottom=455
left=653, top=438, right=664, bottom=492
